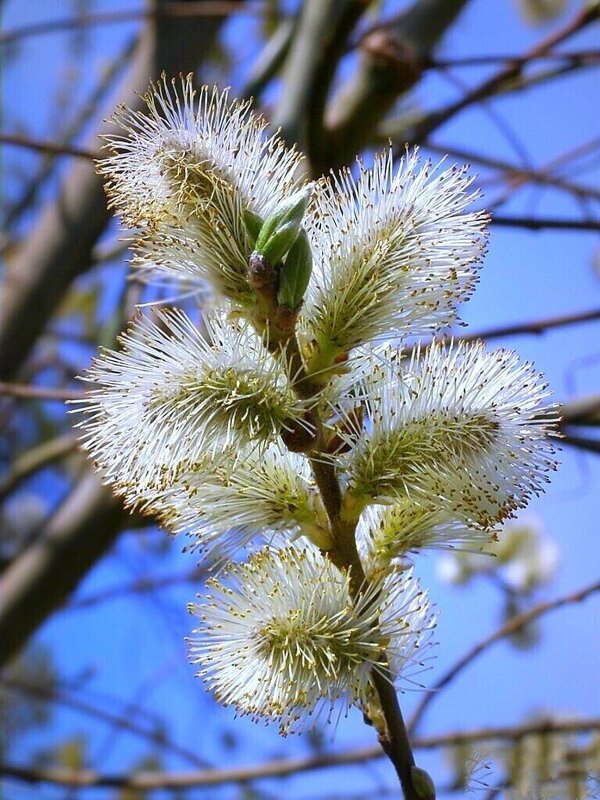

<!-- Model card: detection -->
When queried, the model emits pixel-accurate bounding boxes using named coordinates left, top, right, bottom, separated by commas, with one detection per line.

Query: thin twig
left=1, top=677, right=210, bottom=768
left=490, top=215, right=600, bottom=232
left=425, top=49, right=600, bottom=70
left=0, top=2, right=261, bottom=46
left=454, top=306, right=600, bottom=343
left=408, top=5, right=599, bottom=143
left=65, top=565, right=206, bottom=610
left=0, top=382, right=85, bottom=401
left=4, top=35, right=138, bottom=229
left=0, top=132, right=99, bottom=159
left=0, top=434, right=78, bottom=501
left=407, top=579, right=600, bottom=735
left=421, top=140, right=600, bottom=203
left=2, top=717, right=599, bottom=789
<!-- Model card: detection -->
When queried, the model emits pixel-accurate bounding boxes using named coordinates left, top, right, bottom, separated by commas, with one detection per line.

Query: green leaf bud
left=255, top=183, right=313, bottom=263
left=259, top=222, right=301, bottom=266
left=411, top=766, right=436, bottom=799
left=242, top=208, right=264, bottom=248
left=277, top=229, right=313, bottom=309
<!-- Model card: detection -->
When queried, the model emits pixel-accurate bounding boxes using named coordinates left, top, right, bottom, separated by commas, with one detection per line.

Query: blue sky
left=2, top=1, right=600, bottom=798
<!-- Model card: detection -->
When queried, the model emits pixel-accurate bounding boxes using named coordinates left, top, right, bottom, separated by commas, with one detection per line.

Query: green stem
left=246, top=251, right=433, bottom=796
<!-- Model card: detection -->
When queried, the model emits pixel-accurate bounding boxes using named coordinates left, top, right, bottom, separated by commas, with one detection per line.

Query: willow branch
left=252, top=270, right=425, bottom=796
left=0, top=434, right=78, bottom=502
left=0, top=382, right=85, bottom=401
left=2, top=676, right=209, bottom=768
left=0, top=2, right=259, bottom=46
left=408, top=578, right=600, bottom=735
left=281, top=335, right=424, bottom=799
left=409, top=5, right=599, bottom=143
left=424, top=49, right=600, bottom=70
left=2, top=717, right=599, bottom=790
left=415, top=307, right=600, bottom=353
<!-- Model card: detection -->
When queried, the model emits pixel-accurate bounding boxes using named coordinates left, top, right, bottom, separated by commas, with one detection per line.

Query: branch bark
left=0, top=472, right=126, bottom=667
left=2, top=716, right=599, bottom=789
left=0, top=0, right=238, bottom=380
left=273, top=0, right=368, bottom=170
left=0, top=0, right=240, bottom=662
left=323, top=0, right=472, bottom=170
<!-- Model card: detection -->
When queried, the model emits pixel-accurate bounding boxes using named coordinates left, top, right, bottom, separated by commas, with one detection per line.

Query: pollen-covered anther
left=73, top=309, right=307, bottom=504
left=188, top=546, right=435, bottom=734
left=300, top=147, right=488, bottom=375
left=98, top=75, right=306, bottom=305
left=343, top=340, right=559, bottom=528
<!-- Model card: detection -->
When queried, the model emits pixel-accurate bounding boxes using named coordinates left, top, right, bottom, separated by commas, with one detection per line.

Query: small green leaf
left=411, top=765, right=436, bottom=799
left=277, top=229, right=313, bottom=309
left=255, top=184, right=313, bottom=262
left=242, top=208, right=263, bottom=248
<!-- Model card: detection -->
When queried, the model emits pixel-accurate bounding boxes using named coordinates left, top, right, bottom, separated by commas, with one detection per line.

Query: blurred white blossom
left=436, top=518, right=559, bottom=593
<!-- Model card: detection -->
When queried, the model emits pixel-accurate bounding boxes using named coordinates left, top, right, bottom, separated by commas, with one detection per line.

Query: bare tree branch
left=420, top=140, right=600, bottom=204
left=2, top=717, right=599, bottom=790
left=0, top=133, right=99, bottom=160
left=324, top=0, right=472, bottom=170
left=3, top=36, right=138, bottom=231
left=0, top=0, right=239, bottom=381
left=0, top=382, right=84, bottom=401
left=0, top=434, right=78, bottom=502
left=407, top=578, right=600, bottom=735
left=408, top=5, right=599, bottom=143
left=0, top=472, right=126, bottom=667
left=454, top=307, right=600, bottom=343
left=0, top=2, right=259, bottom=46
left=491, top=215, right=600, bottom=232
left=2, top=676, right=210, bottom=768
left=561, top=394, right=600, bottom=426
